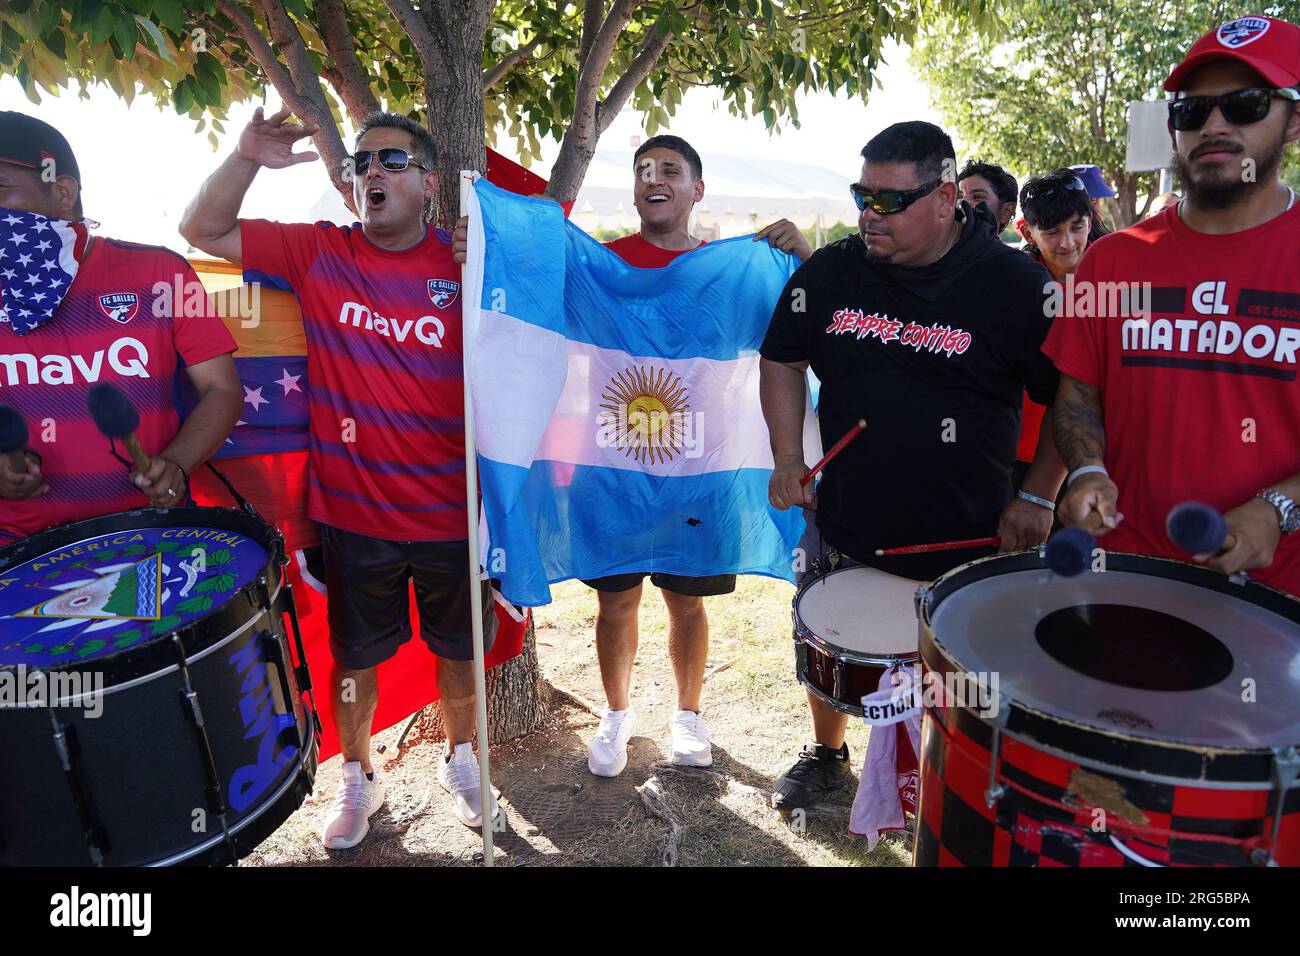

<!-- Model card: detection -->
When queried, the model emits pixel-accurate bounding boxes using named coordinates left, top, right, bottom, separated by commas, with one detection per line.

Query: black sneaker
left=771, top=742, right=852, bottom=811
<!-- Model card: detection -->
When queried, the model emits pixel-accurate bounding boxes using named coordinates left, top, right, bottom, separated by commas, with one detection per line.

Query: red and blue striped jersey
left=240, top=220, right=466, bottom=541
left=0, top=237, right=236, bottom=542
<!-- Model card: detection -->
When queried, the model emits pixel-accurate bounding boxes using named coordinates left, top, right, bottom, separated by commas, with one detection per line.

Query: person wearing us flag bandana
left=0, top=111, right=242, bottom=543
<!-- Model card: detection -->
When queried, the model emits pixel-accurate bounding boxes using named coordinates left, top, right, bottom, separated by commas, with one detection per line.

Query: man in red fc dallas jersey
left=0, top=111, right=242, bottom=543
left=182, top=108, right=497, bottom=850
left=1047, top=16, right=1300, bottom=596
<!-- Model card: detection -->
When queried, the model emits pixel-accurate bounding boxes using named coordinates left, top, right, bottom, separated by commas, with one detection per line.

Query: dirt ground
left=246, top=577, right=912, bottom=867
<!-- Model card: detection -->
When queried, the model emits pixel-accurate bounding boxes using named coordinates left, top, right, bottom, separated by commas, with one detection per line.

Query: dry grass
left=246, top=576, right=910, bottom=868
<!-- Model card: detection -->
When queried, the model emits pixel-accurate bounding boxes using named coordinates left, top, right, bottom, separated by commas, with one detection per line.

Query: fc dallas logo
left=1217, top=16, right=1270, bottom=48
left=98, top=292, right=139, bottom=324
left=427, top=278, right=460, bottom=309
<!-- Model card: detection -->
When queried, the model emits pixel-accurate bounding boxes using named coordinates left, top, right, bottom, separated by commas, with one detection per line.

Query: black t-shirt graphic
left=761, top=202, right=1059, bottom=580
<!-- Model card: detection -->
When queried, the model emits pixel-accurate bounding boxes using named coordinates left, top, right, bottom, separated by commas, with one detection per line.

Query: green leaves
left=911, top=0, right=1248, bottom=224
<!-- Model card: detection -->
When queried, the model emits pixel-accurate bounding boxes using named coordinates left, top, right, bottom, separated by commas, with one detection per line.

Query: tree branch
left=251, top=0, right=332, bottom=119
left=315, top=0, right=379, bottom=125
left=483, top=35, right=543, bottom=91
left=575, top=0, right=637, bottom=103
left=380, top=0, right=437, bottom=59
left=214, top=0, right=354, bottom=213
left=597, top=17, right=675, bottom=134
left=578, top=0, right=605, bottom=68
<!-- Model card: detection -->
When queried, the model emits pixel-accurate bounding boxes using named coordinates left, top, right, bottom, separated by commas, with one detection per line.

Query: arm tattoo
left=1052, top=378, right=1107, bottom=470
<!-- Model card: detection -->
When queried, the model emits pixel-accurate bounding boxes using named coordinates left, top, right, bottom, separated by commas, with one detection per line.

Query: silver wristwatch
left=1256, top=488, right=1300, bottom=534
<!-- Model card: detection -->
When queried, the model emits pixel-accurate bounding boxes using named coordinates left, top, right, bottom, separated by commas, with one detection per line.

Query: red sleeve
left=239, top=219, right=326, bottom=293
left=1041, top=245, right=1106, bottom=388
left=172, top=259, right=236, bottom=366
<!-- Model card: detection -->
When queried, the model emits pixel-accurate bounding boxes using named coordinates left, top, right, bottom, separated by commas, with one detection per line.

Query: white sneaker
left=587, top=707, right=639, bottom=777
left=669, top=709, right=713, bottom=767
left=438, top=741, right=499, bottom=828
left=320, top=761, right=385, bottom=849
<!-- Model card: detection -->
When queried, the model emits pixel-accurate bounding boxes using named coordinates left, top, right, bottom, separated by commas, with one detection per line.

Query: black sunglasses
left=349, top=147, right=429, bottom=175
left=1168, top=86, right=1300, bottom=131
left=850, top=176, right=943, bottom=215
left=1022, top=175, right=1087, bottom=202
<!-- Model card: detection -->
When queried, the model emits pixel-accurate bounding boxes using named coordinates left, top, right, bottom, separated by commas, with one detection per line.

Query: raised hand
left=237, top=107, right=320, bottom=170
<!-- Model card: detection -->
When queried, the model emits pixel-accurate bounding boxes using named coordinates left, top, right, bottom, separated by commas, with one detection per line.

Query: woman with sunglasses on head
left=1011, top=169, right=1107, bottom=492
left=1045, top=15, right=1300, bottom=599
left=181, top=109, right=503, bottom=850
left=1001, top=170, right=1101, bottom=495
left=1018, top=169, right=1109, bottom=281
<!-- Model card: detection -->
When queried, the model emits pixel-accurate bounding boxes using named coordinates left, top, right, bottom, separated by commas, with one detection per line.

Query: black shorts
left=582, top=572, right=736, bottom=597
left=321, top=524, right=497, bottom=669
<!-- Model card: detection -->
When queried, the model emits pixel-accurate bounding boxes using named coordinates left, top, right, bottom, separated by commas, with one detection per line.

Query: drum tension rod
left=983, top=692, right=1012, bottom=810
left=259, top=575, right=317, bottom=746
left=170, top=633, right=238, bottom=867
left=280, top=579, right=322, bottom=739
left=45, top=703, right=109, bottom=866
left=1258, top=746, right=1300, bottom=867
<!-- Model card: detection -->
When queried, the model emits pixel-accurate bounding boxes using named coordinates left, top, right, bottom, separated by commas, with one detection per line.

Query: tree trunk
left=422, top=2, right=492, bottom=228
left=413, top=614, right=549, bottom=744
left=546, top=125, right=599, bottom=204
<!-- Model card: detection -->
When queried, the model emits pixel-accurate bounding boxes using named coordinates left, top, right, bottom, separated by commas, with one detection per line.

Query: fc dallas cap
left=1165, top=16, right=1300, bottom=92
left=0, top=111, right=81, bottom=183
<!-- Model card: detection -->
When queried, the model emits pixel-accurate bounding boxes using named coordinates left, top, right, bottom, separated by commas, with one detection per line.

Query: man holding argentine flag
left=455, top=135, right=816, bottom=778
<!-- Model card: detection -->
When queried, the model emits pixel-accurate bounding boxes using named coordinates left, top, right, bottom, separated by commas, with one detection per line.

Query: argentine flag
left=463, top=178, right=820, bottom=606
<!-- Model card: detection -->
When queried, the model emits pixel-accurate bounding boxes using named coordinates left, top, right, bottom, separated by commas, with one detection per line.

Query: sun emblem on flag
left=598, top=365, right=690, bottom=464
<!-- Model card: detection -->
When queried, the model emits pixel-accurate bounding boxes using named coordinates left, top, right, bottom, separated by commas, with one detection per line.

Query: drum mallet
left=801, top=419, right=866, bottom=486
left=1043, top=526, right=1096, bottom=577
left=87, top=383, right=151, bottom=473
left=1166, top=501, right=1237, bottom=556
left=0, top=405, right=30, bottom=475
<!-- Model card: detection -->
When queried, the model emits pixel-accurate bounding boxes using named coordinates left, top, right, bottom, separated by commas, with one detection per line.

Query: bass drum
left=0, top=506, right=319, bottom=866
left=913, top=551, right=1300, bottom=867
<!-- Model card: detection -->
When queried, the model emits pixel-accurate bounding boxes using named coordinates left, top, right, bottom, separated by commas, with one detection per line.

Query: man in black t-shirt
left=759, top=121, right=1066, bottom=811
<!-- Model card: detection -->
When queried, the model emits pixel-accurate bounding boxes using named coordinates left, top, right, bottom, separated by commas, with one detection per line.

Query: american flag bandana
left=0, top=206, right=90, bottom=335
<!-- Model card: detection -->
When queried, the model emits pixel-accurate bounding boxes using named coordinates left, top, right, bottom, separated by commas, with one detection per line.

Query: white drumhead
left=930, top=568, right=1300, bottom=748
left=796, top=566, right=920, bottom=655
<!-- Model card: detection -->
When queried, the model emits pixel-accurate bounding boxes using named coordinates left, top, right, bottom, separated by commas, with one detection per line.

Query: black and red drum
left=794, top=565, right=921, bottom=716
left=0, top=506, right=319, bottom=866
left=914, top=551, right=1300, bottom=867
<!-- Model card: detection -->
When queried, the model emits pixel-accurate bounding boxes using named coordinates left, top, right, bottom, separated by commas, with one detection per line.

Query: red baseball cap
left=1164, top=15, right=1300, bottom=92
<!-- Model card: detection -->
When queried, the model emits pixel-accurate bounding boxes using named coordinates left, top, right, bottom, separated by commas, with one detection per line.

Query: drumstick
left=87, top=383, right=151, bottom=473
left=1166, top=501, right=1237, bottom=555
left=800, top=419, right=866, bottom=487
left=874, top=536, right=1000, bottom=556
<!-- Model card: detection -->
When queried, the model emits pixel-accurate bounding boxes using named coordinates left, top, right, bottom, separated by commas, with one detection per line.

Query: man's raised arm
left=180, top=107, right=319, bottom=264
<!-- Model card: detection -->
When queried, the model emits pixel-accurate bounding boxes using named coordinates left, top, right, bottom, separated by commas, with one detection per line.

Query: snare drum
left=914, top=551, right=1300, bottom=867
left=793, top=564, right=922, bottom=716
left=0, top=506, right=319, bottom=866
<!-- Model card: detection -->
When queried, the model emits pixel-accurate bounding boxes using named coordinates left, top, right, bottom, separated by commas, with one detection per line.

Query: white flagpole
left=459, top=170, right=494, bottom=868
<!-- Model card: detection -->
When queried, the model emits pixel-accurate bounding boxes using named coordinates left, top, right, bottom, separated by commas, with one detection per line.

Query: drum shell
left=792, top=566, right=920, bottom=717
left=794, top=636, right=916, bottom=718
left=913, top=551, right=1300, bottom=867
left=0, top=581, right=316, bottom=866
left=913, top=703, right=1300, bottom=866
left=0, top=507, right=318, bottom=866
